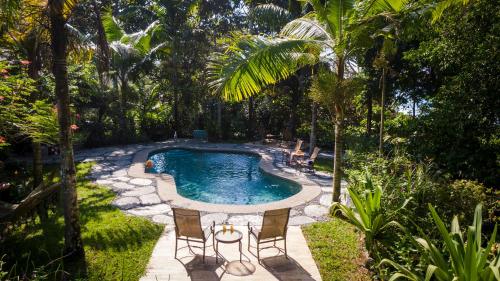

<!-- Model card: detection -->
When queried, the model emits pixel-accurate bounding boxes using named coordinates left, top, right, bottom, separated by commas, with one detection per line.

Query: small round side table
left=214, top=229, right=243, bottom=263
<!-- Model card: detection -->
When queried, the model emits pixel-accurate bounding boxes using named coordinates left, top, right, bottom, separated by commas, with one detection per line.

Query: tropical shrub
left=381, top=204, right=500, bottom=281
left=332, top=173, right=409, bottom=260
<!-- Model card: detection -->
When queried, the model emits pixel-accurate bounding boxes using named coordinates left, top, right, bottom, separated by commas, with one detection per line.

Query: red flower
left=0, top=136, right=6, bottom=143
left=20, top=60, right=31, bottom=65
left=70, top=124, right=79, bottom=131
left=0, top=96, right=4, bottom=102
left=145, top=160, right=154, bottom=169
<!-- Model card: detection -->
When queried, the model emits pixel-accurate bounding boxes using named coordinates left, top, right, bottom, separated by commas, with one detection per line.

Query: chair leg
left=257, top=242, right=260, bottom=263
left=247, top=231, right=251, bottom=252
left=203, top=242, right=206, bottom=264
left=284, top=238, right=288, bottom=259
left=174, top=237, right=178, bottom=259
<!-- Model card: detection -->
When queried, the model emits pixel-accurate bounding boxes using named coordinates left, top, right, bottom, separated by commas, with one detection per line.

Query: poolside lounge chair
left=296, top=147, right=321, bottom=173
left=248, top=208, right=291, bottom=262
left=283, top=139, right=303, bottom=164
left=172, top=208, right=214, bottom=263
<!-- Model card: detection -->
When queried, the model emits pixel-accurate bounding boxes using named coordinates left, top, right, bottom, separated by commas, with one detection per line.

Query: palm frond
left=207, top=36, right=320, bottom=101
left=325, top=0, right=356, bottom=38
left=102, top=10, right=124, bottom=42
left=280, top=15, right=333, bottom=43
left=250, top=4, right=292, bottom=31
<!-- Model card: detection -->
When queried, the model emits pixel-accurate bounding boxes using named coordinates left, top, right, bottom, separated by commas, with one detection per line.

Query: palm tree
left=48, top=0, right=85, bottom=257
left=208, top=0, right=406, bottom=202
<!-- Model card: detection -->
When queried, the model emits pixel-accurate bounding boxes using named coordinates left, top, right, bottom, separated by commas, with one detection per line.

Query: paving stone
left=227, top=215, right=262, bottom=226
left=304, top=205, right=329, bottom=218
left=319, top=194, right=333, bottom=207
left=201, top=213, right=228, bottom=226
left=288, top=216, right=316, bottom=225
left=290, top=209, right=300, bottom=217
left=112, top=182, right=136, bottom=192
left=95, top=179, right=113, bottom=185
left=112, top=197, right=140, bottom=210
left=128, top=204, right=172, bottom=216
left=112, top=169, right=128, bottom=177
left=111, top=176, right=131, bottom=182
left=321, top=187, right=333, bottom=193
left=121, top=186, right=156, bottom=197
left=152, top=215, right=174, bottom=225
left=140, top=193, right=161, bottom=205
left=130, top=178, right=153, bottom=186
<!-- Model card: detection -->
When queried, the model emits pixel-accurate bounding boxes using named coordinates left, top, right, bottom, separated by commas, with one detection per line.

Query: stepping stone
left=227, top=215, right=262, bottom=226
left=130, top=178, right=153, bottom=186
left=112, top=197, right=140, bottom=210
left=152, top=215, right=174, bottom=225
left=290, top=209, right=300, bottom=217
left=289, top=216, right=316, bottom=226
left=112, top=182, right=135, bottom=192
left=201, top=213, right=228, bottom=226
left=121, top=186, right=156, bottom=197
left=321, top=187, right=333, bottom=193
left=319, top=194, right=333, bottom=207
left=304, top=205, right=329, bottom=218
left=95, top=179, right=113, bottom=185
left=112, top=169, right=128, bottom=177
left=111, top=176, right=131, bottom=182
left=140, top=193, right=161, bottom=205
left=128, top=204, right=172, bottom=216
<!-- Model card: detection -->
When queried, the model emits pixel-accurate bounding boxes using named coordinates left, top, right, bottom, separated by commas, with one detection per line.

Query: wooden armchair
left=172, top=208, right=214, bottom=263
left=247, top=208, right=291, bottom=262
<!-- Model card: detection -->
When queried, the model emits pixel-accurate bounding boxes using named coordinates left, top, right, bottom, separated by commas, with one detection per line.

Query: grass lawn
left=302, top=217, right=371, bottom=281
left=314, top=157, right=334, bottom=173
left=0, top=162, right=164, bottom=280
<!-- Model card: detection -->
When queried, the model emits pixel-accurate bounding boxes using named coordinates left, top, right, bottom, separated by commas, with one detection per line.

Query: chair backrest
left=259, top=208, right=291, bottom=240
left=310, top=147, right=321, bottom=161
left=172, top=208, right=204, bottom=240
left=293, top=140, right=303, bottom=153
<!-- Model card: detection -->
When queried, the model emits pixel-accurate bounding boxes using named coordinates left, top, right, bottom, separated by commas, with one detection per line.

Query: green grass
left=315, top=157, right=334, bottom=173
left=1, top=162, right=164, bottom=280
left=302, top=217, right=371, bottom=281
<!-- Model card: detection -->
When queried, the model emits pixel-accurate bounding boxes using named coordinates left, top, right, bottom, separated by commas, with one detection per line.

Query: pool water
left=147, top=149, right=301, bottom=205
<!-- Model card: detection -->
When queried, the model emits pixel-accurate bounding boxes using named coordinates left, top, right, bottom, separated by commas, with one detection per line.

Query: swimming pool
left=147, top=149, right=301, bottom=205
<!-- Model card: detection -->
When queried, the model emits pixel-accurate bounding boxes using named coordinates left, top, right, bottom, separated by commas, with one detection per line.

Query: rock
left=304, top=205, right=329, bottom=218
left=130, top=178, right=153, bottom=186
left=140, top=193, right=161, bottom=205
left=121, top=186, right=156, bottom=197
left=288, top=216, right=316, bottom=225
left=95, top=179, right=113, bottom=185
left=128, top=204, right=172, bottom=216
left=152, top=215, right=174, bottom=225
left=112, top=182, right=136, bottom=192
left=112, top=176, right=132, bottom=182
left=112, top=197, right=140, bottom=210
left=227, top=215, right=262, bottom=226
left=201, top=213, right=228, bottom=226
left=112, top=169, right=128, bottom=177
left=319, top=194, right=333, bottom=207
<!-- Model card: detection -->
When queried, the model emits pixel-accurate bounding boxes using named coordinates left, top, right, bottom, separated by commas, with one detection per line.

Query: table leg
left=239, top=240, right=242, bottom=262
left=215, top=241, right=218, bottom=264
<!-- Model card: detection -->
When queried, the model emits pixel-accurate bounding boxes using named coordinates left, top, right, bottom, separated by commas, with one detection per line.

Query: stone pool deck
left=79, top=139, right=348, bottom=226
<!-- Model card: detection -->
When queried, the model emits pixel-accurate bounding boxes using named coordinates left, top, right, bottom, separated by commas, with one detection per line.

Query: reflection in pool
left=147, top=149, right=301, bottom=205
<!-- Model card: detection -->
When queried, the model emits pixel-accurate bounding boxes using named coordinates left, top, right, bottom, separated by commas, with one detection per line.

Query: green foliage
left=303, top=218, right=371, bottom=281
left=381, top=204, right=500, bottom=281
left=0, top=162, right=163, bottom=280
left=332, top=173, right=409, bottom=259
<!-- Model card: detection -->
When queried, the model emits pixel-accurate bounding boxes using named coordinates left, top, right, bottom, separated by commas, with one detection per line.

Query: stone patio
left=78, top=140, right=348, bottom=226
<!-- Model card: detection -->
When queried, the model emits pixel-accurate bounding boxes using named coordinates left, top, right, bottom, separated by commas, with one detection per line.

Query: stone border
left=128, top=143, right=322, bottom=213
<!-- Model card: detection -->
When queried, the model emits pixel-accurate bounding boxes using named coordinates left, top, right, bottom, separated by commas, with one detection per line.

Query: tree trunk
left=332, top=57, right=345, bottom=203
left=93, top=0, right=110, bottom=88
left=379, top=68, right=386, bottom=155
left=217, top=100, right=222, bottom=139
left=33, top=142, right=48, bottom=221
left=309, top=102, right=317, bottom=155
left=119, top=77, right=128, bottom=139
left=49, top=0, right=84, bottom=258
left=366, top=89, right=372, bottom=136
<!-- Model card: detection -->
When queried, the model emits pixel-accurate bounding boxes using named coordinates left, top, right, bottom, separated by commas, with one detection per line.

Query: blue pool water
left=147, top=149, right=301, bottom=205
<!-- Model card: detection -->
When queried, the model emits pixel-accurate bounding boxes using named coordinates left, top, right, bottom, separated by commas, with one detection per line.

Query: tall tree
left=48, top=0, right=85, bottom=257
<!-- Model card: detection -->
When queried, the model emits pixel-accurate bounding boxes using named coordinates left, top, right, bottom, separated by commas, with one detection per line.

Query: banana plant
left=381, top=204, right=500, bottom=281
left=332, top=173, right=409, bottom=259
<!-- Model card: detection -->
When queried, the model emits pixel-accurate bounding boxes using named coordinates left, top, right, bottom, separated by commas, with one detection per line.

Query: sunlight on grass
left=303, top=218, right=371, bottom=281
left=1, top=162, right=163, bottom=280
